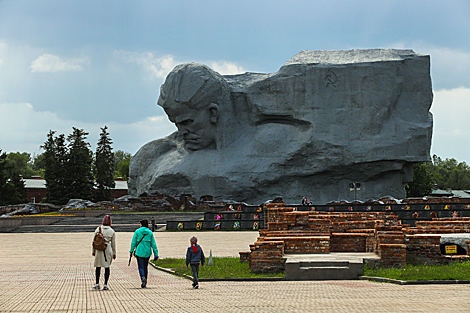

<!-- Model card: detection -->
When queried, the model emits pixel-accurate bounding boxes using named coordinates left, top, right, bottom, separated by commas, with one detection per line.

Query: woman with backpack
left=129, top=219, right=159, bottom=288
left=92, top=215, right=116, bottom=290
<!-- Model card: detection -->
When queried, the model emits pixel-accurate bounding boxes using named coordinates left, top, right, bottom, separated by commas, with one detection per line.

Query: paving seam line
left=360, top=276, right=470, bottom=285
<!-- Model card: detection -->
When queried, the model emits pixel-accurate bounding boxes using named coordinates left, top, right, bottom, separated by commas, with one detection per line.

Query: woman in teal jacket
left=129, top=219, right=159, bottom=288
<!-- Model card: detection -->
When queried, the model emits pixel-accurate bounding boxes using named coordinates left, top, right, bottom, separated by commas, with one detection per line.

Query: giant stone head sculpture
left=157, top=63, right=232, bottom=151
left=130, top=49, right=433, bottom=204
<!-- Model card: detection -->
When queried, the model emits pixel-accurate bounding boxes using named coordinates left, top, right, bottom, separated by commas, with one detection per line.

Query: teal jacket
left=129, top=227, right=158, bottom=258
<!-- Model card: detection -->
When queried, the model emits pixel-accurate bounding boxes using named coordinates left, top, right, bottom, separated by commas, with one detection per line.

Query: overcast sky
left=1, top=0, right=469, bottom=164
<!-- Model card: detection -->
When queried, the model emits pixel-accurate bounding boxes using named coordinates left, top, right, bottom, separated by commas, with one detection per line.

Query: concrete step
left=284, top=253, right=380, bottom=281
left=9, top=223, right=165, bottom=233
left=286, top=260, right=361, bottom=280
left=299, top=261, right=350, bottom=271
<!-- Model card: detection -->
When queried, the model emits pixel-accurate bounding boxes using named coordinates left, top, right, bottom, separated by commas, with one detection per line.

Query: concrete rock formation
left=62, top=199, right=97, bottom=209
left=129, top=49, right=433, bottom=204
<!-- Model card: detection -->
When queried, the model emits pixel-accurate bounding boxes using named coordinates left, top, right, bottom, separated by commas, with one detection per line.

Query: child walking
left=185, top=236, right=205, bottom=289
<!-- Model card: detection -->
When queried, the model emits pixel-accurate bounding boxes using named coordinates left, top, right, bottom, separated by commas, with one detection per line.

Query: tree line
left=2, top=137, right=470, bottom=205
left=406, top=155, right=470, bottom=197
left=0, top=126, right=132, bottom=206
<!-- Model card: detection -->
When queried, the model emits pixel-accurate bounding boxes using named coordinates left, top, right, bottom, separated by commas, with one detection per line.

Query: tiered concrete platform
left=1, top=232, right=470, bottom=312
left=284, top=252, right=380, bottom=280
left=5, top=212, right=204, bottom=233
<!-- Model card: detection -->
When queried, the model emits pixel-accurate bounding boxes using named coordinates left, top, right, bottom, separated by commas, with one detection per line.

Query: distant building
left=23, top=176, right=128, bottom=203
left=429, top=184, right=470, bottom=199
left=23, top=176, right=47, bottom=203
left=112, top=177, right=129, bottom=199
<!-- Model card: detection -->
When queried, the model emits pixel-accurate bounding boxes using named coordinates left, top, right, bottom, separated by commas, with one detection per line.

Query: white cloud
left=430, top=87, right=470, bottom=163
left=0, top=41, right=6, bottom=66
left=425, top=47, right=470, bottom=89
left=210, top=61, right=246, bottom=75
left=30, top=54, right=89, bottom=73
left=113, top=50, right=177, bottom=79
left=0, top=102, right=175, bottom=155
left=113, top=50, right=247, bottom=78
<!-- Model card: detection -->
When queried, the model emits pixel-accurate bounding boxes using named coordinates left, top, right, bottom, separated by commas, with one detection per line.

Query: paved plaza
left=1, top=231, right=469, bottom=312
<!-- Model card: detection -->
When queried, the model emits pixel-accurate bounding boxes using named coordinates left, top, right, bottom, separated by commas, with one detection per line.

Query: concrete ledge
left=0, top=216, right=64, bottom=232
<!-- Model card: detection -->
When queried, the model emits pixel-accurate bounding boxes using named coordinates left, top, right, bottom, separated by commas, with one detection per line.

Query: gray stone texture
left=439, top=234, right=470, bottom=252
left=129, top=49, right=433, bottom=204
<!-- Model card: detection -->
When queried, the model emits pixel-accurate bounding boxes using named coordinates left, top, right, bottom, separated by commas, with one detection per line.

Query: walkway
left=1, top=231, right=469, bottom=312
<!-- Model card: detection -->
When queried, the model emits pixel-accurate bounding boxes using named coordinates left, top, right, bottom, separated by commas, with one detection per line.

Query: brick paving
left=1, top=231, right=469, bottom=312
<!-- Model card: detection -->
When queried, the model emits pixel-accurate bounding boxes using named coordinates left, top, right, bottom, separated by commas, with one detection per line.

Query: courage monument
left=129, top=49, right=433, bottom=204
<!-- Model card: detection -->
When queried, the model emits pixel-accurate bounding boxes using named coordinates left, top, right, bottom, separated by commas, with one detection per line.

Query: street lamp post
left=349, top=182, right=361, bottom=208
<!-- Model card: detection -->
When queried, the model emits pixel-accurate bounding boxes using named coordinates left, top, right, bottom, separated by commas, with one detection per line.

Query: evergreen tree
left=55, top=134, right=69, bottom=203
left=94, top=126, right=115, bottom=201
left=41, top=131, right=69, bottom=205
left=3, top=170, right=28, bottom=204
left=65, top=128, right=94, bottom=201
left=0, top=149, right=28, bottom=205
left=0, top=150, right=8, bottom=205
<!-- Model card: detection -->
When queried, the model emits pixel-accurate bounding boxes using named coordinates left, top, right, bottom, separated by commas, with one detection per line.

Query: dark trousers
left=190, top=263, right=199, bottom=286
left=136, top=256, right=150, bottom=280
left=95, top=267, right=110, bottom=284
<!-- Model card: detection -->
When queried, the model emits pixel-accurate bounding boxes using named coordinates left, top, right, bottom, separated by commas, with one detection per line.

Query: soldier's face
left=166, top=105, right=218, bottom=151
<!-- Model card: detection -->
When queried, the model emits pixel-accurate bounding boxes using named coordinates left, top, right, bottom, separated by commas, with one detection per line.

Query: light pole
left=349, top=182, right=361, bottom=208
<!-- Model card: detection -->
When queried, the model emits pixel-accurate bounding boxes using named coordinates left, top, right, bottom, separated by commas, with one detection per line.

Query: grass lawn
left=364, top=261, right=470, bottom=281
left=151, top=257, right=284, bottom=279
left=152, top=257, right=470, bottom=281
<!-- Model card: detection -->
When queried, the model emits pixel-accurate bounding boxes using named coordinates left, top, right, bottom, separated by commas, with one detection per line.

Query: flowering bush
left=11, top=214, right=74, bottom=217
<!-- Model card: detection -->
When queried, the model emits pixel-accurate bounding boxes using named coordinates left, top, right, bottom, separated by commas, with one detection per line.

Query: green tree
left=94, top=126, right=115, bottom=201
left=41, top=131, right=69, bottom=205
left=65, top=128, right=94, bottom=201
left=30, top=153, right=46, bottom=177
left=446, top=168, right=470, bottom=190
left=406, top=162, right=434, bottom=197
left=114, top=150, right=131, bottom=180
left=0, top=149, right=28, bottom=205
left=428, top=155, right=470, bottom=190
left=5, top=152, right=40, bottom=178
left=116, top=158, right=130, bottom=180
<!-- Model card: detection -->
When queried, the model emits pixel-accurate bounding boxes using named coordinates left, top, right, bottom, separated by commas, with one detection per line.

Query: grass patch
left=364, top=261, right=470, bottom=281
left=152, top=257, right=284, bottom=279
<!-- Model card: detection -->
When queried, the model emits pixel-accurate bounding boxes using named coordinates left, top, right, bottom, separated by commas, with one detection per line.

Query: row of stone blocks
left=404, top=220, right=470, bottom=233
left=242, top=204, right=417, bottom=273
left=166, top=206, right=264, bottom=230
left=245, top=204, right=470, bottom=273
left=166, top=219, right=264, bottom=230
